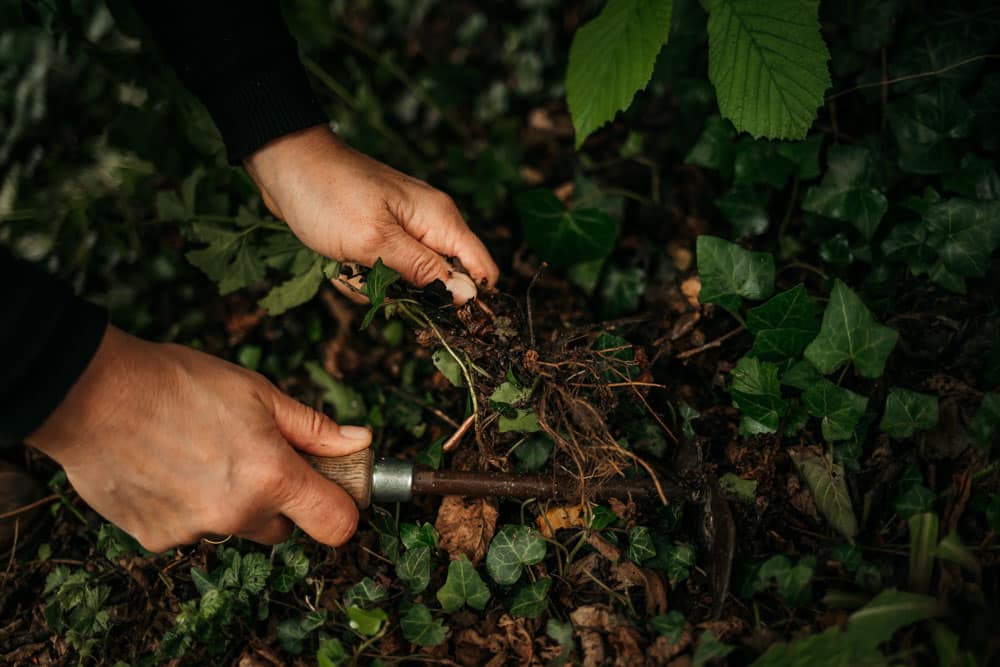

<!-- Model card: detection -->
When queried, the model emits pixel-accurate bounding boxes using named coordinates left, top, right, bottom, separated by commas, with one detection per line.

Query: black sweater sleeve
left=0, top=3, right=324, bottom=446
left=132, top=0, right=328, bottom=163
left=0, top=250, right=108, bottom=447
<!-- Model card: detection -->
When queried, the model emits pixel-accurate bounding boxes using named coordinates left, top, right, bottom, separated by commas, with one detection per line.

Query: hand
left=244, top=124, right=499, bottom=304
left=27, top=325, right=371, bottom=553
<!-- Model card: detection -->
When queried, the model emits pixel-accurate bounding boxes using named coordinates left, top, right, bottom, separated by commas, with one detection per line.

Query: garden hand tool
left=302, top=449, right=678, bottom=508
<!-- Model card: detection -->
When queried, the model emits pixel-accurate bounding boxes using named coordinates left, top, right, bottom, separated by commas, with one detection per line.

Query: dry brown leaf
left=435, top=496, right=499, bottom=564
left=667, top=242, right=693, bottom=272
left=647, top=627, right=693, bottom=664
left=536, top=504, right=587, bottom=538
left=608, top=625, right=644, bottom=667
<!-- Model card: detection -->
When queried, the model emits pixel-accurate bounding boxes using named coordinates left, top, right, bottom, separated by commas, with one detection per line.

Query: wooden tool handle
left=302, top=448, right=375, bottom=509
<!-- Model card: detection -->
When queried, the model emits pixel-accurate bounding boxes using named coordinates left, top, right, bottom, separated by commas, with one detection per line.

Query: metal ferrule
left=371, top=459, right=414, bottom=503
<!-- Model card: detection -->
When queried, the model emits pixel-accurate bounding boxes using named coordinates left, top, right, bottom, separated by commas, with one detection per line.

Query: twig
left=825, top=53, right=1000, bottom=102
left=442, top=413, right=476, bottom=452
left=0, top=493, right=59, bottom=520
left=526, top=262, right=547, bottom=349
left=675, top=327, right=745, bottom=360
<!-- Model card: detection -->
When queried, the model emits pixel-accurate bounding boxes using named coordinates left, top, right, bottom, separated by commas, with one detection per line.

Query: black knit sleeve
left=0, top=250, right=108, bottom=447
left=132, top=1, right=328, bottom=164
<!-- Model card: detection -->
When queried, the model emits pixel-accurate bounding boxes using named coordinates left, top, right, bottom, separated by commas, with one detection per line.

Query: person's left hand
left=244, top=125, right=499, bottom=304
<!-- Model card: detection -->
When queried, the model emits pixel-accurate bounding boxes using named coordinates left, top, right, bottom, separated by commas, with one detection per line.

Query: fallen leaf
left=537, top=504, right=587, bottom=538
left=681, top=276, right=702, bottom=308
left=435, top=496, right=499, bottom=564
left=668, top=242, right=693, bottom=271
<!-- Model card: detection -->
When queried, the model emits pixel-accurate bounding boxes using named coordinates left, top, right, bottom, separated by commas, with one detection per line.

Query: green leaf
left=705, top=0, right=830, bottom=140
left=718, top=473, right=757, bottom=502
left=546, top=619, right=575, bottom=666
left=790, top=450, right=857, bottom=540
left=651, top=610, right=686, bottom=643
left=271, top=540, right=310, bottom=593
left=942, top=155, right=1000, bottom=201
left=781, top=360, right=822, bottom=391
left=934, top=531, right=980, bottom=576
left=346, top=605, right=388, bottom=637
left=746, top=284, right=820, bottom=362
left=751, top=555, right=815, bottom=607
left=715, top=186, right=770, bottom=238
left=686, top=115, right=737, bottom=178
left=679, top=402, right=700, bottom=438
left=566, top=0, right=674, bottom=147
left=888, top=84, right=974, bottom=175
left=316, top=638, right=348, bottom=667
left=730, top=357, right=787, bottom=434
left=693, top=629, right=735, bottom=667
left=627, top=526, right=657, bottom=564
left=802, top=145, right=888, bottom=239
left=696, top=235, right=775, bottom=315
left=924, top=199, right=1000, bottom=282
left=893, top=484, right=935, bottom=519
left=400, top=603, right=448, bottom=647
left=437, top=555, right=491, bottom=612
left=879, top=388, right=939, bottom=439
left=802, top=379, right=868, bottom=442
left=416, top=437, right=444, bottom=470
left=804, top=280, right=898, bottom=379
left=400, top=523, right=439, bottom=551
left=509, top=577, right=551, bottom=618
left=598, top=264, right=646, bottom=319
left=304, top=362, right=366, bottom=423
left=490, top=379, right=533, bottom=407
left=908, top=512, right=938, bottom=594
left=516, top=189, right=619, bottom=267
left=882, top=220, right=937, bottom=275
left=647, top=542, right=696, bottom=584
left=970, top=393, right=1000, bottom=448
left=844, top=589, right=943, bottom=650
left=486, top=525, right=547, bottom=585
left=513, top=433, right=554, bottom=472
left=396, top=546, right=432, bottom=594
left=432, top=348, right=466, bottom=388
left=361, top=259, right=401, bottom=328
left=186, top=227, right=267, bottom=295
left=343, top=577, right=388, bottom=607
left=259, top=254, right=325, bottom=315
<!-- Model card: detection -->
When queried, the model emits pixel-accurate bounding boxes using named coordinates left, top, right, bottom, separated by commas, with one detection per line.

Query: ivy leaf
left=718, top=473, right=757, bottom=502
left=802, top=379, right=868, bottom=442
left=546, top=619, right=575, bottom=666
left=432, top=349, right=466, bottom=388
left=693, top=629, right=735, bottom=667
left=489, top=379, right=533, bottom=407
left=343, top=578, right=387, bottom=607
left=513, top=433, right=554, bottom=472
left=498, top=409, right=542, bottom=434
left=705, top=0, right=830, bottom=140
left=400, top=523, right=439, bottom=551
left=942, top=155, right=1000, bottom=201
left=566, top=0, right=674, bottom=147
left=396, top=546, right=432, bottom=594
left=781, top=360, right=822, bottom=391
left=259, top=254, right=325, bottom=316
left=888, top=84, right=974, bottom=175
left=696, top=235, right=775, bottom=315
left=970, top=393, right=1000, bottom=448
left=651, top=611, right=686, bottom=643
left=924, top=199, right=1000, bottom=286
left=802, top=145, right=888, bottom=239
left=686, top=115, right=737, bottom=178
left=804, top=280, right=898, bottom=379
left=486, top=525, right=547, bottom=585
left=626, top=526, right=657, bottom=564
left=790, top=450, right=858, bottom=540
left=316, top=637, right=348, bottom=667
left=715, top=187, right=770, bottom=238
left=509, top=578, right=552, bottom=618
left=346, top=605, right=388, bottom=637
left=882, top=220, right=937, bottom=275
left=437, top=555, right=491, bottom=612
left=598, top=264, right=646, bottom=319
left=746, top=284, right=820, bottom=362
left=270, top=540, right=310, bottom=593
left=893, top=484, right=935, bottom=518
left=515, top=189, right=619, bottom=267
left=361, top=259, right=401, bottom=329
left=729, top=357, right=787, bottom=434
left=879, top=388, right=939, bottom=439
left=400, top=603, right=448, bottom=647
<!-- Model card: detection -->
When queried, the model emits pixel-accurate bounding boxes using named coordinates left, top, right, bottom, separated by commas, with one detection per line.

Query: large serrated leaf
left=259, top=254, right=324, bottom=316
left=705, top=0, right=830, bottom=140
left=566, top=0, right=673, bottom=148
left=790, top=450, right=857, bottom=540
left=804, top=280, right=898, bottom=379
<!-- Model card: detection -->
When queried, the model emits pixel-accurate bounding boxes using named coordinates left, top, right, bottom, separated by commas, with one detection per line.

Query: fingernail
left=339, top=425, right=372, bottom=442
left=445, top=273, right=478, bottom=304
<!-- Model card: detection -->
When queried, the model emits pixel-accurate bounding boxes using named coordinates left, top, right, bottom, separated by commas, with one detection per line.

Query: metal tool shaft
left=410, top=469, right=674, bottom=502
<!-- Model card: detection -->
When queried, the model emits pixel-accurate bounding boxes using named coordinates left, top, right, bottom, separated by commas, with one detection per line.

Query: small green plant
left=43, top=567, right=113, bottom=661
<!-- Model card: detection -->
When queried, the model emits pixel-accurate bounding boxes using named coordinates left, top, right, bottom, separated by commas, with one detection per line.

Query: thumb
left=278, top=452, right=360, bottom=546
left=378, top=226, right=478, bottom=304
left=269, top=390, right=372, bottom=457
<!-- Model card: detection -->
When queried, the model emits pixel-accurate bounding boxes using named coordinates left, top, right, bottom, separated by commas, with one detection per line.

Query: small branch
left=675, top=327, right=745, bottom=360
left=526, top=262, right=547, bottom=349
left=0, top=493, right=59, bottom=520
left=826, top=53, right=1000, bottom=102
left=442, top=413, right=476, bottom=452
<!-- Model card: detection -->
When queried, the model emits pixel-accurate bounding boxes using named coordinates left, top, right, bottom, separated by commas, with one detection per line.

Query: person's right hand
left=26, top=325, right=370, bottom=553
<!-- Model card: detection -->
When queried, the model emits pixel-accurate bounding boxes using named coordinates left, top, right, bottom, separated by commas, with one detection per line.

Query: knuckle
left=410, top=252, right=442, bottom=286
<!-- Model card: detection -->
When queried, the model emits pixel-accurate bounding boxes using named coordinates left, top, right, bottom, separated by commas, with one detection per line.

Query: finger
left=404, top=192, right=500, bottom=289
left=376, top=226, right=478, bottom=304
left=269, top=389, right=372, bottom=457
left=278, top=454, right=360, bottom=547
left=239, top=515, right=295, bottom=545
